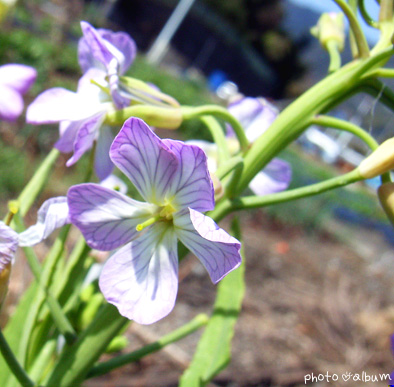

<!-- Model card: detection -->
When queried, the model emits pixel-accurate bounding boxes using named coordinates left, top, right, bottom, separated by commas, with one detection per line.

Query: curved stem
left=216, top=156, right=243, bottom=180
left=0, top=330, right=35, bottom=387
left=182, top=105, right=249, bottom=153
left=310, top=115, right=379, bottom=150
left=200, top=116, right=230, bottom=165
left=358, top=0, right=379, bottom=27
left=333, top=0, right=370, bottom=58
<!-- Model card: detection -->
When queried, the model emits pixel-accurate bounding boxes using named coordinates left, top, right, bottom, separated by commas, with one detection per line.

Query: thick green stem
left=333, top=0, right=370, bottom=58
left=200, top=116, right=230, bottom=165
left=87, top=313, right=209, bottom=379
left=182, top=105, right=249, bottom=153
left=379, top=0, right=393, bottom=21
left=235, top=47, right=394, bottom=196
left=0, top=330, right=35, bottom=387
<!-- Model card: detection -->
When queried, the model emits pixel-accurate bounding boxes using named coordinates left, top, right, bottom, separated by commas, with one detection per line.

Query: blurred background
left=1, top=0, right=394, bottom=385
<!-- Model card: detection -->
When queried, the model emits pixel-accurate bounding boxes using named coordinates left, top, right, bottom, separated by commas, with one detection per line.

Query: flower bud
left=311, top=12, right=345, bottom=51
left=359, top=138, right=394, bottom=179
left=105, top=105, right=183, bottom=129
left=378, top=183, right=394, bottom=226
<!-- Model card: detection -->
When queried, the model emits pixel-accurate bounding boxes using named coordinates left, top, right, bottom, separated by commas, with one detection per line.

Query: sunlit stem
left=90, top=79, right=111, bottom=96
left=136, top=215, right=161, bottom=231
left=86, top=313, right=209, bottom=379
left=333, top=0, right=370, bottom=58
left=379, top=0, right=393, bottom=22
left=0, top=330, right=35, bottom=387
left=181, top=105, right=249, bottom=153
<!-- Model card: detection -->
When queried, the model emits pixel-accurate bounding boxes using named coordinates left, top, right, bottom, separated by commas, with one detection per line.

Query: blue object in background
left=208, top=70, right=228, bottom=92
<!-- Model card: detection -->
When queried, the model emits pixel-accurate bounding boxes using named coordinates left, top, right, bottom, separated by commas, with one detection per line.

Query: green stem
left=358, top=0, right=379, bottom=27
left=326, top=40, right=342, bottom=73
left=379, top=0, right=393, bottom=21
left=182, top=105, right=249, bottom=153
left=224, top=159, right=244, bottom=199
left=236, top=47, right=394, bottom=196
left=310, top=115, right=379, bottom=150
left=333, top=0, right=370, bottom=58
left=0, top=330, right=35, bottom=387
left=210, top=168, right=363, bottom=221
left=13, top=215, right=76, bottom=345
left=17, top=148, right=60, bottom=217
left=87, top=313, right=209, bottom=379
left=200, top=116, right=230, bottom=165
left=46, top=304, right=128, bottom=387
left=216, top=156, right=244, bottom=180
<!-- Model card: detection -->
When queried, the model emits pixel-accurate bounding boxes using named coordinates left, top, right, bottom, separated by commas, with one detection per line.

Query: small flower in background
left=0, top=64, right=36, bottom=122
left=0, top=222, right=18, bottom=304
left=68, top=117, right=242, bottom=324
left=190, top=96, right=292, bottom=196
left=26, top=21, right=137, bottom=180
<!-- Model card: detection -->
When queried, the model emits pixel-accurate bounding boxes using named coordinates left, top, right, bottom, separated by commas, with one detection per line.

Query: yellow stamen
left=159, top=203, right=176, bottom=220
left=136, top=215, right=161, bottom=232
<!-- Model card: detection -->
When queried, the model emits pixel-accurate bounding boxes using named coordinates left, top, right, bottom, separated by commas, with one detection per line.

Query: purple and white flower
left=0, top=64, right=36, bottom=121
left=67, top=117, right=242, bottom=324
left=192, top=97, right=292, bottom=196
left=26, top=22, right=136, bottom=180
left=0, top=221, right=19, bottom=303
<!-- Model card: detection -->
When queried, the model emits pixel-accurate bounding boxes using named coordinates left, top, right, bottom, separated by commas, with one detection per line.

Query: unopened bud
left=311, top=12, right=345, bottom=51
left=210, top=172, right=224, bottom=200
left=359, top=138, right=394, bottom=179
left=105, top=105, right=182, bottom=129
left=378, top=183, right=394, bottom=226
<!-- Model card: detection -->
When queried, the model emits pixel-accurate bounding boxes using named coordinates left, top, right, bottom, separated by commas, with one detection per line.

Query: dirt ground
left=76, top=210, right=394, bottom=387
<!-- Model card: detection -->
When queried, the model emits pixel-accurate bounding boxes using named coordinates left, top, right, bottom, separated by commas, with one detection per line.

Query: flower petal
left=55, top=120, right=82, bottom=153
left=26, top=88, right=99, bottom=124
left=0, top=222, right=18, bottom=272
left=110, top=117, right=178, bottom=204
left=78, top=22, right=136, bottom=75
left=249, top=158, right=292, bottom=196
left=162, top=139, right=215, bottom=212
left=94, top=125, right=114, bottom=180
left=68, top=183, right=156, bottom=251
left=99, top=223, right=178, bottom=324
left=65, top=112, right=106, bottom=167
left=0, top=85, right=24, bottom=121
left=18, top=197, right=69, bottom=246
left=0, top=64, right=36, bottom=94
left=174, top=209, right=241, bottom=284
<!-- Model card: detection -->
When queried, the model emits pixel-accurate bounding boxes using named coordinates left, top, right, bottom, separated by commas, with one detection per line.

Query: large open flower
left=67, top=117, right=242, bottom=324
left=0, top=64, right=36, bottom=121
left=26, top=21, right=136, bottom=180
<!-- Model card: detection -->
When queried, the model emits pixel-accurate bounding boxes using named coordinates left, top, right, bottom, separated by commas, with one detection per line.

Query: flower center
left=136, top=202, right=177, bottom=232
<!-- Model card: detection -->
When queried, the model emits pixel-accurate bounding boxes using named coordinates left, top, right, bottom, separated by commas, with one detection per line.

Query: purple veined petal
left=174, top=208, right=241, bottom=284
left=55, top=120, right=82, bottom=153
left=162, top=139, right=215, bottom=212
left=18, top=197, right=70, bottom=247
left=249, top=158, right=292, bottom=196
left=99, top=174, right=128, bottom=194
left=110, top=117, right=178, bottom=204
left=26, top=88, right=100, bottom=124
left=95, top=125, right=115, bottom=180
left=66, top=112, right=106, bottom=167
left=79, top=21, right=126, bottom=74
left=0, top=64, right=36, bottom=94
left=99, top=222, right=178, bottom=324
left=185, top=140, right=219, bottom=172
left=99, top=29, right=136, bottom=74
left=68, top=183, right=157, bottom=251
left=0, top=84, right=24, bottom=121
left=0, top=221, right=18, bottom=272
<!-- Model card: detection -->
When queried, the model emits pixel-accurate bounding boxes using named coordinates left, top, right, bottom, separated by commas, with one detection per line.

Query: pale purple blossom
left=67, top=117, right=242, bottom=324
left=0, top=64, right=36, bottom=121
left=26, top=22, right=136, bottom=180
left=194, top=97, right=291, bottom=196
left=0, top=222, right=18, bottom=272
